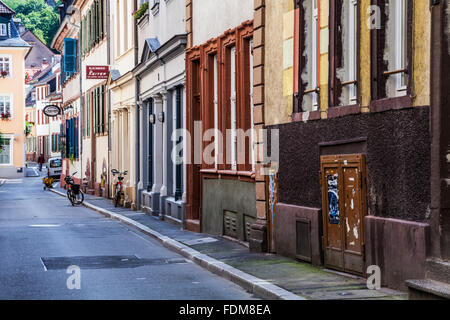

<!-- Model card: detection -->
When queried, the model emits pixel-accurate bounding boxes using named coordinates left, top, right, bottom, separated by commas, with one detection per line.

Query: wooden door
left=320, top=154, right=367, bottom=275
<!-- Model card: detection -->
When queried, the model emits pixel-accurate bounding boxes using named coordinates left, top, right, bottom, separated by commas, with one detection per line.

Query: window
left=0, top=137, right=12, bottom=165
left=329, top=0, right=359, bottom=107
left=395, top=0, right=408, bottom=91
left=229, top=46, right=237, bottom=170
left=0, top=23, right=7, bottom=37
left=0, top=55, right=11, bottom=77
left=92, top=85, right=106, bottom=135
left=294, top=0, right=320, bottom=113
left=82, top=0, right=105, bottom=56
left=213, top=54, right=219, bottom=168
left=370, top=0, right=411, bottom=100
left=0, top=95, right=12, bottom=116
left=249, top=39, right=254, bottom=172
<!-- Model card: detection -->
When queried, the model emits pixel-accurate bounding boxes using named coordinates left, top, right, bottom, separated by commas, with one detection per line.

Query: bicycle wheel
left=74, top=191, right=84, bottom=205
left=114, top=192, right=120, bottom=207
left=67, top=189, right=73, bottom=203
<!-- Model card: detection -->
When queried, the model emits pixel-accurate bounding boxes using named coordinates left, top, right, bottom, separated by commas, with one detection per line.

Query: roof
left=146, top=38, right=161, bottom=52
left=140, top=38, right=161, bottom=64
left=21, top=30, right=56, bottom=67
left=0, top=1, right=14, bottom=15
left=0, top=16, right=30, bottom=48
left=109, top=70, right=121, bottom=81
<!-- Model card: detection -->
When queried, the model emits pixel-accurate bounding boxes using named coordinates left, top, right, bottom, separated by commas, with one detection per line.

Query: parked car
left=47, top=157, right=62, bottom=179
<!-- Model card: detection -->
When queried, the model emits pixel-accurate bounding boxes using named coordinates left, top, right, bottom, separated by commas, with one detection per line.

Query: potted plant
left=134, top=2, right=149, bottom=20
left=1, top=111, right=11, bottom=120
left=1, top=70, right=8, bottom=78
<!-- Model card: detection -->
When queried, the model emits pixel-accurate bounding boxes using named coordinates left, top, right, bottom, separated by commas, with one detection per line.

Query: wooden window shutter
left=87, top=10, right=91, bottom=50
left=63, top=38, right=76, bottom=74
left=95, top=1, right=99, bottom=44
left=100, top=85, right=104, bottom=133
left=87, top=92, right=90, bottom=137
left=81, top=95, right=85, bottom=137
left=80, top=18, right=84, bottom=56
left=100, top=0, right=104, bottom=39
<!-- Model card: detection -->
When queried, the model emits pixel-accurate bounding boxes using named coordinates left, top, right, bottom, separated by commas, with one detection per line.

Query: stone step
left=425, top=258, right=450, bottom=284
left=406, top=279, right=450, bottom=300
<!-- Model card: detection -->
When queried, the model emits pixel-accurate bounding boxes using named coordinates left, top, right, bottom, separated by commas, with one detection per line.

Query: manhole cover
left=41, top=255, right=187, bottom=270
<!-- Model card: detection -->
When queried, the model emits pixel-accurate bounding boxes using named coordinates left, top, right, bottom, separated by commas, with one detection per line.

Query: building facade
left=260, top=0, right=432, bottom=291
left=108, top=0, right=137, bottom=208
left=134, top=0, right=187, bottom=224
left=79, top=0, right=109, bottom=196
left=185, top=0, right=257, bottom=240
left=52, top=0, right=82, bottom=186
left=0, top=1, right=30, bottom=178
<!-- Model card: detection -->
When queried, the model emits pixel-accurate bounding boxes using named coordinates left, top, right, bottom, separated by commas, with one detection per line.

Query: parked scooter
left=64, top=172, right=84, bottom=206
left=111, top=169, right=128, bottom=207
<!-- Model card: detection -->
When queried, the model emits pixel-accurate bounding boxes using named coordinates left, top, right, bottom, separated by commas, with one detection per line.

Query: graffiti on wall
left=327, top=173, right=340, bottom=225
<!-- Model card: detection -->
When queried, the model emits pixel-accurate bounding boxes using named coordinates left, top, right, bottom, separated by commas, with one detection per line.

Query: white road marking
left=29, top=224, right=61, bottom=228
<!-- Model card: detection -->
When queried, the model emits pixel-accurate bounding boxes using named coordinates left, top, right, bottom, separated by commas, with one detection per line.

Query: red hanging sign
left=86, top=66, right=109, bottom=79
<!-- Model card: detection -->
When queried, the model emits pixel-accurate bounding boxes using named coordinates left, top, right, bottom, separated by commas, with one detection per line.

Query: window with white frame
left=249, top=39, right=255, bottom=172
left=310, top=0, right=319, bottom=109
left=333, top=0, right=359, bottom=106
left=213, top=54, right=219, bottom=169
left=0, top=55, right=11, bottom=77
left=347, top=0, right=358, bottom=103
left=296, top=0, right=320, bottom=112
left=230, top=46, right=237, bottom=170
left=0, top=136, right=12, bottom=165
left=0, top=23, right=7, bottom=37
left=0, top=95, right=12, bottom=116
left=395, top=0, right=408, bottom=91
left=382, top=0, right=409, bottom=98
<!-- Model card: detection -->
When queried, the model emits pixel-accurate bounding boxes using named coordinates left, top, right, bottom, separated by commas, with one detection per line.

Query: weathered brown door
left=320, top=154, right=367, bottom=275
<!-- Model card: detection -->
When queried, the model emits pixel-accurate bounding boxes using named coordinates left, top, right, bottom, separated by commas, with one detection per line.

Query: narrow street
left=0, top=175, right=257, bottom=300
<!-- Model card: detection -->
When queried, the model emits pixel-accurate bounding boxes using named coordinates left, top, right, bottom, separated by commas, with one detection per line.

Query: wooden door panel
left=343, top=166, right=362, bottom=254
left=321, top=154, right=366, bottom=275
left=324, top=167, right=342, bottom=250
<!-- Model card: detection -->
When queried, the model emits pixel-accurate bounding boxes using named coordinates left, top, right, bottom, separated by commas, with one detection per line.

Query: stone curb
left=49, top=188, right=305, bottom=300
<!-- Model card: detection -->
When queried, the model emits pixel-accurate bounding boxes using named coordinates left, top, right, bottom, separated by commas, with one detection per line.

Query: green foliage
left=134, top=2, right=149, bottom=20
left=4, top=0, right=61, bottom=46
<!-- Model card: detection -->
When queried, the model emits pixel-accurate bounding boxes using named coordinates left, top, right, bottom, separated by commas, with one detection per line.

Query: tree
left=4, top=0, right=61, bottom=46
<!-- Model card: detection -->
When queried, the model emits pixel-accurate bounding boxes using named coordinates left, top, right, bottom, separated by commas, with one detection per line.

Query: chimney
left=42, top=58, right=49, bottom=70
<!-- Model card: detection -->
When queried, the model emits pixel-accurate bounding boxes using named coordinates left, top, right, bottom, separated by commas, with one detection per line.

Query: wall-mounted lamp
left=149, top=114, right=156, bottom=124
left=158, top=111, right=164, bottom=123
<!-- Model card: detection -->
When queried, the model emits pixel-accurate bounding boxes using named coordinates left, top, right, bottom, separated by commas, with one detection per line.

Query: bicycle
left=64, top=172, right=84, bottom=206
left=111, top=169, right=127, bottom=207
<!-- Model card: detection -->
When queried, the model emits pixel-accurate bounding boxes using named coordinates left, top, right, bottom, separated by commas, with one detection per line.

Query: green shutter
left=87, top=93, right=90, bottom=136
left=81, top=95, right=84, bottom=137
left=63, top=38, right=76, bottom=74
left=100, top=0, right=104, bottom=39
left=100, top=85, right=104, bottom=133
left=96, top=1, right=100, bottom=44
left=88, top=9, right=92, bottom=49
left=94, top=88, right=98, bottom=134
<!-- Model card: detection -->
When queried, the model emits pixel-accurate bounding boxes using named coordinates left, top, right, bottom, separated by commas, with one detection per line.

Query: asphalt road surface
left=0, top=176, right=258, bottom=300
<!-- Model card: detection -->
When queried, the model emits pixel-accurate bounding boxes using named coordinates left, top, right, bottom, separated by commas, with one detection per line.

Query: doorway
left=320, top=154, right=367, bottom=275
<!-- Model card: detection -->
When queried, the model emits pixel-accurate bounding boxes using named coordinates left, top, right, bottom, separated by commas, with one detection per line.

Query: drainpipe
left=106, top=0, right=111, bottom=198
left=134, top=0, right=141, bottom=210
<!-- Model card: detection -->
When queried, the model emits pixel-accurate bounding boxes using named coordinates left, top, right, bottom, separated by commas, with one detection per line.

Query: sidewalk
left=50, top=186, right=407, bottom=300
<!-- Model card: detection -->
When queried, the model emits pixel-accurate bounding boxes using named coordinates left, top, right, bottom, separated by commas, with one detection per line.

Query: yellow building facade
left=0, top=2, right=30, bottom=178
